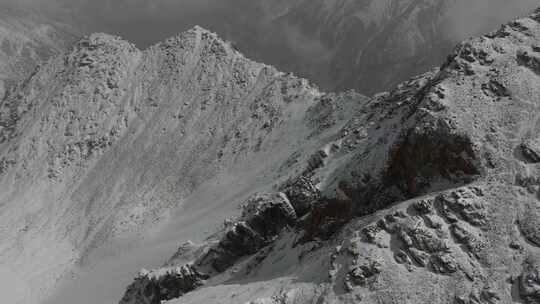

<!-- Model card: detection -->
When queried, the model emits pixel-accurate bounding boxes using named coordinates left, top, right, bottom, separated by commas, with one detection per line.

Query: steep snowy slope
left=0, top=6, right=77, bottom=98
left=0, top=26, right=367, bottom=304
left=113, top=7, right=540, bottom=304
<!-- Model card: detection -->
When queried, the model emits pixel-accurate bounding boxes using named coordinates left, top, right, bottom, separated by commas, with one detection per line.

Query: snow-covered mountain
left=0, top=25, right=366, bottom=304
left=0, top=4, right=540, bottom=304
left=115, top=8, right=540, bottom=303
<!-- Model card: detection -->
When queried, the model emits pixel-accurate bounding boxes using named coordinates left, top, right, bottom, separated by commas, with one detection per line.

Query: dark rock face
left=121, top=192, right=298, bottom=303
left=120, top=265, right=208, bottom=304
left=385, top=127, right=480, bottom=197
left=199, top=193, right=297, bottom=272
left=201, top=222, right=266, bottom=273
left=240, top=193, right=297, bottom=237
left=517, top=49, right=540, bottom=75
left=282, top=176, right=320, bottom=217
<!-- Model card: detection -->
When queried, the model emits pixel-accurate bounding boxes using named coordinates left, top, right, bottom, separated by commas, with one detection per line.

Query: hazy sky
left=445, top=0, right=540, bottom=40
left=2, top=0, right=537, bottom=47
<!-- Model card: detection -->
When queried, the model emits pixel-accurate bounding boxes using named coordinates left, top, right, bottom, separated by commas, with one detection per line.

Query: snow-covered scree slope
left=0, top=26, right=367, bottom=304
left=117, top=8, right=540, bottom=304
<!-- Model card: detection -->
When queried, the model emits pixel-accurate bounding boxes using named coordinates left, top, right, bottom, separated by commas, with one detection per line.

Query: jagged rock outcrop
left=520, top=138, right=540, bottom=163
left=281, top=176, right=320, bottom=216
left=120, top=192, right=298, bottom=304
left=120, top=265, right=208, bottom=304
left=198, top=193, right=297, bottom=273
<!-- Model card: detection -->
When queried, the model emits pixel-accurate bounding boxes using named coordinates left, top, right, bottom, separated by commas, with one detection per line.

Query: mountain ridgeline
left=0, top=5, right=540, bottom=304
left=0, top=26, right=365, bottom=304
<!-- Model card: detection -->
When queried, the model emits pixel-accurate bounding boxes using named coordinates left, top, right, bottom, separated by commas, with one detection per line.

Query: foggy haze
left=3, top=0, right=538, bottom=48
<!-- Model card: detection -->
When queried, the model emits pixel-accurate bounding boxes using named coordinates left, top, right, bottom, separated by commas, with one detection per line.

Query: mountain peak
left=114, top=7, right=540, bottom=304
left=150, top=25, right=241, bottom=61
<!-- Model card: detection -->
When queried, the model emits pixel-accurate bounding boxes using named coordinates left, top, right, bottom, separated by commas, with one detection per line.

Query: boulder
left=282, top=176, right=320, bottom=216
left=240, top=192, right=297, bottom=237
